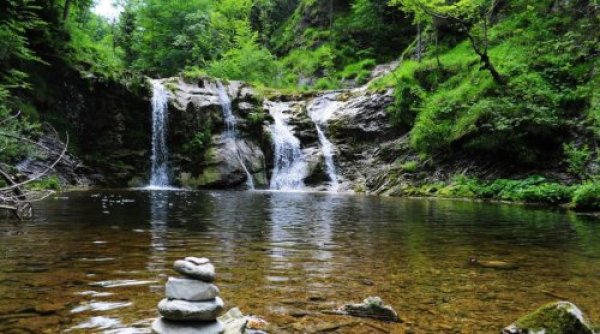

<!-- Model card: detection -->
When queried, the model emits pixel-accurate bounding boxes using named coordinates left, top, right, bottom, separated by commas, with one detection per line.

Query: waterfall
left=308, top=94, right=340, bottom=191
left=148, top=80, right=171, bottom=188
left=266, top=101, right=308, bottom=191
left=215, top=82, right=255, bottom=190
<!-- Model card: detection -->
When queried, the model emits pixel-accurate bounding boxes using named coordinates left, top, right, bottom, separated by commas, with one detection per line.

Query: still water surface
left=0, top=190, right=599, bottom=333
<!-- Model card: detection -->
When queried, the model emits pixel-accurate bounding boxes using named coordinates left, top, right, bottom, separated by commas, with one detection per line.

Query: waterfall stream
left=148, top=80, right=171, bottom=188
left=308, top=94, right=341, bottom=191
left=266, top=101, right=308, bottom=191
left=216, top=82, right=255, bottom=190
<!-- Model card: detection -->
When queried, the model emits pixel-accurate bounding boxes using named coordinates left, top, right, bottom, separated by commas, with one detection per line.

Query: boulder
left=218, top=307, right=246, bottom=334
left=501, top=301, right=595, bottom=334
left=174, top=259, right=216, bottom=282
left=340, top=296, right=400, bottom=322
left=151, top=318, right=224, bottom=334
left=165, top=277, right=220, bottom=301
left=158, top=297, right=224, bottom=321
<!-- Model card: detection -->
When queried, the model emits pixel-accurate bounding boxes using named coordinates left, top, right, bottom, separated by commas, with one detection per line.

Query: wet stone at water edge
left=152, top=257, right=225, bottom=334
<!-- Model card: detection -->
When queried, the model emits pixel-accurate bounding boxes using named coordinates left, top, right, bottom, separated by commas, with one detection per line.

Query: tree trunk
left=63, top=0, right=71, bottom=21
left=480, top=53, right=504, bottom=84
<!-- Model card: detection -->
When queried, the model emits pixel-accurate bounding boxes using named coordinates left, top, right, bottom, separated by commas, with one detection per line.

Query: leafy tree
left=392, top=0, right=504, bottom=83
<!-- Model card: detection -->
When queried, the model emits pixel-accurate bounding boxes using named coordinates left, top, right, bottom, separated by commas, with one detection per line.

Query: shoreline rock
left=501, top=301, right=595, bottom=334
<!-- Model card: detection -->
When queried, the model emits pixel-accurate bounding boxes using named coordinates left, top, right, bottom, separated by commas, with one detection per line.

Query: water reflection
left=147, top=191, right=171, bottom=273
left=0, top=191, right=598, bottom=333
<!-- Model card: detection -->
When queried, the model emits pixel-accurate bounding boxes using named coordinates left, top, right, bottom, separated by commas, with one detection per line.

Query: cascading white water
left=215, top=82, right=255, bottom=189
left=266, top=101, right=308, bottom=190
left=148, top=80, right=171, bottom=188
left=308, top=94, right=341, bottom=191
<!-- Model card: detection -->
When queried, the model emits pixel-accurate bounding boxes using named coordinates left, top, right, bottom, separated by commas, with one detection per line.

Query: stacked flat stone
left=152, top=257, right=225, bottom=334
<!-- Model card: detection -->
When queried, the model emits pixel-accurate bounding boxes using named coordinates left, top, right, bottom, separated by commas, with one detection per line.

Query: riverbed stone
left=151, top=318, right=224, bottom=334
left=501, top=301, right=595, bottom=334
left=218, top=307, right=246, bottom=334
left=158, top=297, right=224, bottom=321
left=174, top=259, right=216, bottom=282
left=340, top=296, right=400, bottom=322
left=165, top=277, right=220, bottom=301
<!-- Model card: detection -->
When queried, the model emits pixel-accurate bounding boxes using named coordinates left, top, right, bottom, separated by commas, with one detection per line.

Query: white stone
left=165, top=277, right=220, bottom=301
left=174, top=260, right=216, bottom=282
left=185, top=257, right=210, bottom=265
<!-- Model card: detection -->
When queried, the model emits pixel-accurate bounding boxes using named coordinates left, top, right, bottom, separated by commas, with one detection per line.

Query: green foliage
left=206, top=32, right=279, bottom=84
left=400, top=160, right=418, bottom=172
left=340, top=58, right=376, bottom=85
left=571, top=182, right=600, bottom=211
left=247, top=109, right=267, bottom=125
left=435, top=175, right=575, bottom=206
left=563, top=143, right=592, bottom=175
left=184, top=129, right=212, bottom=154
left=375, top=0, right=598, bottom=164
left=28, top=175, right=61, bottom=191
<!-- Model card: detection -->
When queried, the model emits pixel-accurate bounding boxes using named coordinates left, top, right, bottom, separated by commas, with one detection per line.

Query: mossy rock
left=502, top=302, right=595, bottom=334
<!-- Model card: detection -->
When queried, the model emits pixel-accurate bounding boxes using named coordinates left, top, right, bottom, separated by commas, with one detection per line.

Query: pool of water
left=0, top=190, right=599, bottom=333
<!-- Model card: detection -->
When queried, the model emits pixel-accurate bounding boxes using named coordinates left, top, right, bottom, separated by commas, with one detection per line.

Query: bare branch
left=0, top=110, right=22, bottom=125
left=0, top=133, right=68, bottom=192
left=0, top=131, right=52, bottom=152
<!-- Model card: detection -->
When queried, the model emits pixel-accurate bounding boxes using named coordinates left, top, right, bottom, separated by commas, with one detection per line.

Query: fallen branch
left=0, top=129, right=69, bottom=220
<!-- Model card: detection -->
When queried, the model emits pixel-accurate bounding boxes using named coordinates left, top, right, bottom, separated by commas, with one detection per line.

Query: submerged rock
left=339, top=296, right=400, bottom=322
left=158, top=297, right=224, bottom=321
left=469, top=257, right=519, bottom=270
left=165, top=277, right=220, bottom=301
left=174, top=259, right=216, bottom=282
left=501, top=301, right=595, bottom=334
left=152, top=318, right=225, bottom=334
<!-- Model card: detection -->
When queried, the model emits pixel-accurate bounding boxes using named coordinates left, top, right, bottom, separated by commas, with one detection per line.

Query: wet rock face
left=328, top=90, right=396, bottom=142
left=164, top=77, right=268, bottom=189
left=501, top=302, right=595, bottom=334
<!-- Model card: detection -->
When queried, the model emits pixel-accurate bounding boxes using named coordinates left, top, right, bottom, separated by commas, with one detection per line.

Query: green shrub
left=400, top=160, right=418, bottom=173
left=571, top=182, right=600, bottom=211
left=29, top=176, right=61, bottom=191
left=563, top=143, right=591, bottom=175
left=340, top=59, right=376, bottom=85
left=516, top=183, right=573, bottom=205
left=184, top=129, right=212, bottom=154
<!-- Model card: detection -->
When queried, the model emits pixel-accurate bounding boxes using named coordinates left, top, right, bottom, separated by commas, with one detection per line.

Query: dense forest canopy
left=0, top=0, right=599, bottom=209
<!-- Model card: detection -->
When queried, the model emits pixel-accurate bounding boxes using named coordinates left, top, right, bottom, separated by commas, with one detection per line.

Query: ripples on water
left=0, top=190, right=599, bottom=333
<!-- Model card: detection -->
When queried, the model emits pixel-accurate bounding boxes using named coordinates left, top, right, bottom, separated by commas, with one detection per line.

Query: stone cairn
left=152, top=257, right=225, bottom=334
